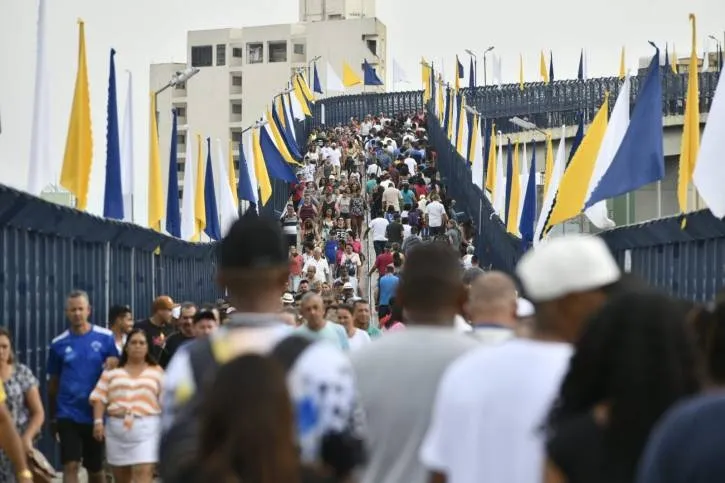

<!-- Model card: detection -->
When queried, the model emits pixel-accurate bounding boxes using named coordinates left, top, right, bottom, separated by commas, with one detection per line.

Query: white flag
left=393, top=59, right=410, bottom=85
left=702, top=37, right=711, bottom=72
left=242, top=130, right=259, bottom=209
left=492, top=55, right=503, bottom=88
left=289, top=85, right=306, bottom=121
left=321, top=103, right=326, bottom=125
left=180, top=130, right=196, bottom=241
left=326, top=61, right=345, bottom=92
left=120, top=71, right=135, bottom=222
left=584, top=76, right=631, bottom=229
left=282, top=95, right=297, bottom=142
left=693, top=61, right=725, bottom=217
left=471, top=115, right=485, bottom=190
left=493, top=132, right=507, bottom=218
left=534, top=126, right=567, bottom=245
left=215, top=139, right=238, bottom=236
left=27, top=0, right=53, bottom=196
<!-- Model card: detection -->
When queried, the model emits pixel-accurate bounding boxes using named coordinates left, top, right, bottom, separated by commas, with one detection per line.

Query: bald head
left=466, top=271, right=518, bottom=327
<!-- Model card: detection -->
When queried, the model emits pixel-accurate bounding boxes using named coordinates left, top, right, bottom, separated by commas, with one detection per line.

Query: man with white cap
left=420, top=235, right=621, bottom=483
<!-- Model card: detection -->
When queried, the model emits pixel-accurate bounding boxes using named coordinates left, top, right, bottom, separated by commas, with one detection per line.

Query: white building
left=151, top=0, right=386, bottom=202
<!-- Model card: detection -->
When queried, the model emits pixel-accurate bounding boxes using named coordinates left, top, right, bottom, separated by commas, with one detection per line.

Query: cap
left=219, top=210, right=289, bottom=269
left=343, top=282, right=354, bottom=290
left=516, top=298, right=535, bottom=318
left=516, top=235, right=621, bottom=302
left=152, top=295, right=174, bottom=312
left=281, top=293, right=295, bottom=304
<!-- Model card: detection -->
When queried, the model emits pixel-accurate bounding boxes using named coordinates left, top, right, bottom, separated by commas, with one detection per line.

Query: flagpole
left=656, top=180, right=662, bottom=218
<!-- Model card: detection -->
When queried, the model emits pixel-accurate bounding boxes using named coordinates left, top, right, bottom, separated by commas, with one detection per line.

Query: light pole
left=307, top=55, right=322, bottom=85
left=464, top=49, right=478, bottom=87
left=482, top=46, right=494, bottom=87
left=154, top=67, right=200, bottom=133
left=709, top=35, right=722, bottom=71
left=508, top=116, right=548, bottom=136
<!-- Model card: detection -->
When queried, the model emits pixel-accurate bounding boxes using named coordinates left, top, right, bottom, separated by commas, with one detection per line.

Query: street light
left=509, top=116, right=548, bottom=136
left=154, top=67, right=201, bottom=133
left=709, top=35, right=722, bottom=70
left=464, top=49, right=478, bottom=87
left=483, top=46, right=494, bottom=87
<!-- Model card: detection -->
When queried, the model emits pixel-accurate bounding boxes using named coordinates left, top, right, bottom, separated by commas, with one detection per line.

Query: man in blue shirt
left=377, top=264, right=400, bottom=319
left=47, top=290, right=119, bottom=483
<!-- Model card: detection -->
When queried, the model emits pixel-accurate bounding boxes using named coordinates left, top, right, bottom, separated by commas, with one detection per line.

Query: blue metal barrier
left=0, top=183, right=222, bottom=464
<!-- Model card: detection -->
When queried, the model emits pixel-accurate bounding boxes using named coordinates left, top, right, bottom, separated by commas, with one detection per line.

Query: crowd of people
left=1, top=113, right=725, bottom=483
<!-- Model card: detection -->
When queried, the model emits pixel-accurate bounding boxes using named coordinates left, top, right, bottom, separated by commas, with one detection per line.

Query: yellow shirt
left=0, top=383, right=5, bottom=403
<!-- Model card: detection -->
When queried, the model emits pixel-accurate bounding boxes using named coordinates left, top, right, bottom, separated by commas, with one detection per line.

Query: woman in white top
left=90, top=329, right=164, bottom=483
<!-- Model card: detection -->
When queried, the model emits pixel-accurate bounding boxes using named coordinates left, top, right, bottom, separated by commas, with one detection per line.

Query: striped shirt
left=90, top=366, right=164, bottom=418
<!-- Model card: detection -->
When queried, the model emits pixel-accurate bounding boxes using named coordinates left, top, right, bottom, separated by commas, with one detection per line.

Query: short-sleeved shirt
left=296, top=322, right=350, bottom=351
left=369, top=218, right=389, bottom=242
left=47, top=325, right=119, bottom=424
left=378, top=274, right=400, bottom=306
left=426, top=201, right=446, bottom=228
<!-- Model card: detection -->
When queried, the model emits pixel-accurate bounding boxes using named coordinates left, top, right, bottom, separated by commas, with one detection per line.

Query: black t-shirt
left=134, top=319, right=174, bottom=363
left=386, top=222, right=404, bottom=244
left=159, top=331, right=195, bottom=368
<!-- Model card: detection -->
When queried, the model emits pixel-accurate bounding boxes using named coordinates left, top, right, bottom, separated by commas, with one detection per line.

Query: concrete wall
left=300, top=0, right=376, bottom=22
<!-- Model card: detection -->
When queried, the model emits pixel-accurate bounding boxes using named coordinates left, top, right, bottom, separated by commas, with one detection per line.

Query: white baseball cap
left=516, top=235, right=620, bottom=303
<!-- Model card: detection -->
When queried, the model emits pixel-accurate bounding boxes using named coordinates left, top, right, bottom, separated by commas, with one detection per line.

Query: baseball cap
left=343, top=282, right=354, bottom=290
left=516, top=235, right=621, bottom=303
left=219, top=210, right=288, bottom=269
left=152, top=295, right=174, bottom=312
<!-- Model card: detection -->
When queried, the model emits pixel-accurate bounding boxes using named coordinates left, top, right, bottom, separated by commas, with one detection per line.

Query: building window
left=247, top=43, right=263, bottom=64
left=191, top=45, right=213, bottom=67
left=232, top=47, right=243, bottom=58
left=328, top=14, right=343, bottom=20
left=175, top=107, right=187, bottom=118
left=366, top=39, right=377, bottom=56
left=293, top=43, right=305, bottom=55
left=216, top=44, right=226, bottom=66
left=268, top=41, right=287, bottom=63
left=174, top=82, right=186, bottom=90
left=177, top=133, right=186, bottom=145
left=232, top=75, right=242, bottom=86
left=176, top=162, right=185, bottom=172
left=231, top=103, right=242, bottom=115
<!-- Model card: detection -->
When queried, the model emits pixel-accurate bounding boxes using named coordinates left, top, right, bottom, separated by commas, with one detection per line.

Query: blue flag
left=469, top=57, right=475, bottom=89
left=165, top=109, right=181, bottom=237
left=504, top=138, right=513, bottom=225
left=259, top=125, right=298, bottom=182
left=271, top=103, right=302, bottom=160
left=457, top=58, right=465, bottom=80
left=442, top=86, right=451, bottom=133
left=363, top=59, right=383, bottom=86
left=568, top=115, right=584, bottom=166
left=313, top=63, right=323, bottom=94
left=482, top=119, right=491, bottom=176
left=103, top=48, right=123, bottom=220
left=586, top=47, right=664, bottom=208
left=549, top=52, right=555, bottom=82
left=204, top=137, right=221, bottom=241
left=664, top=44, right=671, bottom=72
left=577, top=50, right=584, bottom=81
left=519, top=147, right=537, bottom=246
left=237, top=141, right=256, bottom=204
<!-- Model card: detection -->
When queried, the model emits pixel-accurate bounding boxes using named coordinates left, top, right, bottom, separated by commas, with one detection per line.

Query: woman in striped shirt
left=90, top=328, right=164, bottom=483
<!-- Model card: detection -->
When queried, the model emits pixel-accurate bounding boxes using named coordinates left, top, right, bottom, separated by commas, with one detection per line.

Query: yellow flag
left=252, top=129, right=272, bottom=206
left=275, top=96, right=286, bottom=128
left=147, top=93, right=164, bottom=231
left=455, top=95, right=466, bottom=155
left=543, top=134, right=554, bottom=197
left=296, top=74, right=315, bottom=102
left=455, top=55, right=461, bottom=91
left=506, top=140, right=521, bottom=235
left=540, top=51, right=549, bottom=84
left=485, top=124, right=497, bottom=192
left=671, top=44, right=679, bottom=74
left=468, top=114, right=478, bottom=163
left=446, top=89, right=455, bottom=140
left=60, top=20, right=93, bottom=211
left=265, top=110, right=296, bottom=164
left=193, top=134, right=206, bottom=241
left=619, top=46, right=626, bottom=80
left=228, top=140, right=238, bottom=207
left=422, top=59, right=432, bottom=102
left=678, top=14, right=700, bottom=217
left=342, top=62, right=363, bottom=87
left=437, top=76, right=445, bottom=119
left=292, top=79, right=312, bottom=117
left=547, top=93, right=610, bottom=228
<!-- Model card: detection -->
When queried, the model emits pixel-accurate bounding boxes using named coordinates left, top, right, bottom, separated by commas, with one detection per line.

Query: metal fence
left=0, top=183, right=222, bottom=462
left=308, top=70, right=720, bottom=133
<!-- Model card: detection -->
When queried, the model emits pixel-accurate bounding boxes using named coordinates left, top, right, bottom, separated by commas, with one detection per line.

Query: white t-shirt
left=404, top=157, right=417, bottom=175
left=426, top=201, right=446, bottom=228
left=403, top=225, right=412, bottom=240
left=420, top=339, right=573, bottom=483
left=329, top=148, right=342, bottom=167
left=380, top=179, right=394, bottom=190
left=369, top=217, right=389, bottom=242
left=348, top=328, right=372, bottom=351
left=367, top=164, right=382, bottom=177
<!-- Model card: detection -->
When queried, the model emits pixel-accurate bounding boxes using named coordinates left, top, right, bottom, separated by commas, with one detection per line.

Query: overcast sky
left=1, top=0, right=723, bottom=223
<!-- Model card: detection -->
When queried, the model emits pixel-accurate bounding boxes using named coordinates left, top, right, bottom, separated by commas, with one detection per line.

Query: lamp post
left=482, top=46, right=494, bottom=87
left=154, top=67, right=200, bottom=133
left=464, top=49, right=478, bottom=87
left=709, top=35, right=722, bottom=71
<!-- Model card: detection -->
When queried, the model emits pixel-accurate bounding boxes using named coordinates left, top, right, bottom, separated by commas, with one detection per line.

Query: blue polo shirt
left=378, top=273, right=399, bottom=306
left=47, top=325, right=119, bottom=424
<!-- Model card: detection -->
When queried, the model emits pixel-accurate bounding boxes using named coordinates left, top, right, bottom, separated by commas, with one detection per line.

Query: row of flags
left=429, top=14, right=725, bottom=245
left=311, top=59, right=383, bottom=94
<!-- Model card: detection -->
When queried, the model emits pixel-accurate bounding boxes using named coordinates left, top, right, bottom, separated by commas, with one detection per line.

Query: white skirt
left=105, top=415, right=160, bottom=466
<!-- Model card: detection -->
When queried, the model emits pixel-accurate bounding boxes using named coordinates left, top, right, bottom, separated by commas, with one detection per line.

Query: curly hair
left=545, top=289, right=701, bottom=480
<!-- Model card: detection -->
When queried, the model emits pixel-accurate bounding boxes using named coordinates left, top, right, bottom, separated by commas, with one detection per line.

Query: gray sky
left=1, top=0, right=722, bottom=221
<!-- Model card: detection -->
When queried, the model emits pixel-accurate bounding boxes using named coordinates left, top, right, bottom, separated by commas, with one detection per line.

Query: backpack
left=158, top=332, right=314, bottom=483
